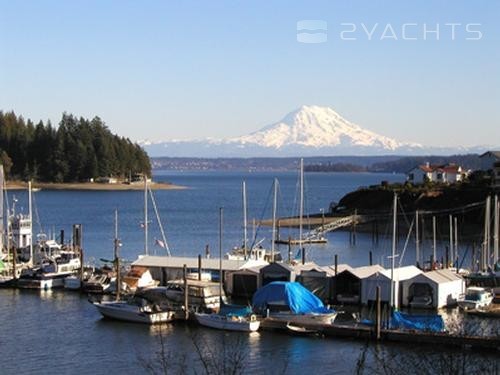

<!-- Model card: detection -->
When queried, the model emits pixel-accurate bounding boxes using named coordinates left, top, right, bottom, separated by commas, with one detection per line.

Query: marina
left=0, top=170, right=499, bottom=374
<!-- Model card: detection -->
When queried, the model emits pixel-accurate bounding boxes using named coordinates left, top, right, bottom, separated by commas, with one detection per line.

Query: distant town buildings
left=407, top=162, right=465, bottom=184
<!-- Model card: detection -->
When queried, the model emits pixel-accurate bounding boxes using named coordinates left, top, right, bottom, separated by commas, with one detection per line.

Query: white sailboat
left=225, top=180, right=281, bottom=262
left=274, top=159, right=327, bottom=245
left=93, top=211, right=176, bottom=324
left=196, top=207, right=260, bottom=332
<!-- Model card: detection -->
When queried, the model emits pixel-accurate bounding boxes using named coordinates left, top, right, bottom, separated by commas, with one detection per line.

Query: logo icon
left=297, top=20, right=328, bottom=43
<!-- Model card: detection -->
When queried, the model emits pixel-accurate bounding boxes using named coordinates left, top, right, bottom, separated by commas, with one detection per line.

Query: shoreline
left=5, top=181, right=186, bottom=191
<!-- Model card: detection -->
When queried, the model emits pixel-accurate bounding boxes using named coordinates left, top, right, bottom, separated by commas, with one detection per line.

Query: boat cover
left=252, top=281, right=333, bottom=314
left=220, top=303, right=252, bottom=317
left=391, top=311, right=444, bottom=332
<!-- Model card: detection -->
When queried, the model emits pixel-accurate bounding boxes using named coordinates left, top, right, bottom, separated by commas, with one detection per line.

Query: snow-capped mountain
left=141, top=105, right=459, bottom=157
left=228, top=105, right=419, bottom=150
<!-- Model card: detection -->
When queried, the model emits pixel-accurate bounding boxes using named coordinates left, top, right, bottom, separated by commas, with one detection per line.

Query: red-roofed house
left=407, top=163, right=464, bottom=184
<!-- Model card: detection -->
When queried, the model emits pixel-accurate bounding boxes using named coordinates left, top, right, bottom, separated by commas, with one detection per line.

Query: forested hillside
left=0, top=111, right=151, bottom=182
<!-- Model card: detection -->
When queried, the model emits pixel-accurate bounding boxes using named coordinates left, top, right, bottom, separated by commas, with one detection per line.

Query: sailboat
left=274, top=159, right=327, bottom=245
left=196, top=207, right=260, bottom=332
left=93, top=210, right=176, bottom=324
left=225, top=180, right=281, bottom=262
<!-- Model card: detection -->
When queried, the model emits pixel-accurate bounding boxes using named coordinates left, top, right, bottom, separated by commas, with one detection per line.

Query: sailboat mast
left=219, top=207, right=223, bottom=306
left=483, top=195, right=491, bottom=271
left=390, top=192, right=397, bottom=310
left=415, top=210, right=420, bottom=267
left=494, top=195, right=499, bottom=266
left=454, top=216, right=458, bottom=269
left=299, top=158, right=304, bottom=243
left=449, top=215, right=453, bottom=268
left=242, top=180, right=247, bottom=259
left=271, top=178, right=278, bottom=262
left=144, top=177, right=149, bottom=255
left=29, top=180, right=33, bottom=266
left=114, top=209, right=121, bottom=301
left=432, top=216, right=437, bottom=265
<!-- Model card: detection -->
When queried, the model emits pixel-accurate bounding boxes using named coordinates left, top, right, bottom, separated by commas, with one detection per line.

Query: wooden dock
left=260, top=319, right=500, bottom=351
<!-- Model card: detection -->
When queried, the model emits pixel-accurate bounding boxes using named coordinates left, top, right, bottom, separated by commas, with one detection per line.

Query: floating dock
left=260, top=319, right=500, bottom=351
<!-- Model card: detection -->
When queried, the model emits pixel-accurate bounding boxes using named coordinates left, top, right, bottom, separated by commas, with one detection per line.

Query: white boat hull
left=17, top=273, right=71, bottom=290
left=267, top=312, right=337, bottom=326
left=94, top=301, right=175, bottom=324
left=195, top=313, right=260, bottom=332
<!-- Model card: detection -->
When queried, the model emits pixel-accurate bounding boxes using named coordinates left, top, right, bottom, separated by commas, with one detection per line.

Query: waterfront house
left=401, top=269, right=465, bottom=309
left=407, top=163, right=464, bottom=184
left=479, top=151, right=500, bottom=172
left=331, top=264, right=385, bottom=304
left=361, top=265, right=422, bottom=308
left=260, top=262, right=296, bottom=285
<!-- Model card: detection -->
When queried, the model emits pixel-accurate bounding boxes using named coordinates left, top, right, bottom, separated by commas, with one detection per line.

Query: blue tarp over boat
left=391, top=311, right=445, bottom=332
left=252, top=281, right=333, bottom=314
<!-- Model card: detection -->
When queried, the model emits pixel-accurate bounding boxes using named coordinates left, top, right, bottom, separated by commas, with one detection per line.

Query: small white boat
left=195, top=312, right=260, bottom=332
left=93, top=300, right=175, bottom=324
left=286, top=322, right=319, bottom=335
left=266, top=310, right=337, bottom=326
left=457, top=287, right=493, bottom=310
left=93, top=287, right=177, bottom=324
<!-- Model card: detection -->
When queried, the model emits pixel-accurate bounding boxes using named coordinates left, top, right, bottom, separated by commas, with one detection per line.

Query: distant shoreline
left=5, top=181, right=186, bottom=191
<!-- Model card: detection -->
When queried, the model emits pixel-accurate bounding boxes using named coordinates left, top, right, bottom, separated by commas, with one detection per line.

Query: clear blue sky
left=1, top=1, right=499, bottom=147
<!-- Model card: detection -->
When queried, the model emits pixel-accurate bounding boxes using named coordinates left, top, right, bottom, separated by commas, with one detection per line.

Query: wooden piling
left=183, top=264, right=189, bottom=320
left=198, top=254, right=202, bottom=280
left=376, top=286, right=381, bottom=340
left=288, top=237, right=292, bottom=264
left=369, top=251, right=373, bottom=266
left=334, top=254, right=338, bottom=275
left=301, top=247, right=305, bottom=265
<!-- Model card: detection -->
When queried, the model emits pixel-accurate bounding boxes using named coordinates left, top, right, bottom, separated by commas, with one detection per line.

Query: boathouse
left=361, top=265, right=422, bottom=307
left=260, top=262, right=296, bottom=285
left=131, top=255, right=267, bottom=289
left=331, top=264, right=384, bottom=304
left=401, top=269, right=465, bottom=309
left=226, top=264, right=267, bottom=298
left=294, top=262, right=336, bottom=302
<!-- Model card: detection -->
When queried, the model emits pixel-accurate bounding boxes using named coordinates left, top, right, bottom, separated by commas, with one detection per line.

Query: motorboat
left=225, top=244, right=282, bottom=263
left=195, top=312, right=260, bottom=332
left=82, top=273, right=114, bottom=294
left=17, top=251, right=81, bottom=290
left=457, top=287, right=494, bottom=310
left=253, top=282, right=337, bottom=327
left=92, top=287, right=176, bottom=324
left=164, top=278, right=227, bottom=311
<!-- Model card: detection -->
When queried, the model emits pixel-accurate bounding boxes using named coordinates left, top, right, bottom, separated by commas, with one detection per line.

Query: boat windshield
left=466, top=293, right=482, bottom=301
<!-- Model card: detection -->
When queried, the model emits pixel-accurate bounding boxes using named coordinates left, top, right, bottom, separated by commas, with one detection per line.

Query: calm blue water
left=12, top=171, right=409, bottom=268
left=2, top=171, right=498, bottom=374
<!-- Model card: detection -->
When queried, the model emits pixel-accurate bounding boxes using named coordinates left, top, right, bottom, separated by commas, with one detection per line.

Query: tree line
left=0, top=111, right=151, bottom=182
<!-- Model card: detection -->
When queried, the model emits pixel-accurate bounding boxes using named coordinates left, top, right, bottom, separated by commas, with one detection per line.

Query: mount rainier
left=142, top=105, right=460, bottom=157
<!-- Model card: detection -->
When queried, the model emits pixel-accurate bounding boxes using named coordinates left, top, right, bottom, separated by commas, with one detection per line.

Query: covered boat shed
left=132, top=255, right=267, bottom=290
left=401, top=269, right=465, bottom=309
left=225, top=264, right=267, bottom=298
left=294, top=262, right=336, bottom=302
left=260, top=262, right=296, bottom=285
left=361, top=265, right=422, bottom=308
left=331, top=264, right=385, bottom=304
